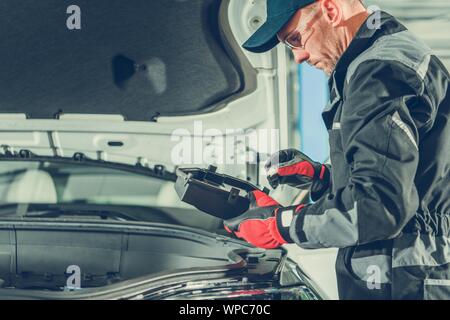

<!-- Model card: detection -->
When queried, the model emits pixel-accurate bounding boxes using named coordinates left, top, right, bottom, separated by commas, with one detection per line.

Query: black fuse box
left=175, top=166, right=269, bottom=220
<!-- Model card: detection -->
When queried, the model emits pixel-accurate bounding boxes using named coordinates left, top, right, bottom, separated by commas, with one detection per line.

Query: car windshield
left=0, top=160, right=187, bottom=209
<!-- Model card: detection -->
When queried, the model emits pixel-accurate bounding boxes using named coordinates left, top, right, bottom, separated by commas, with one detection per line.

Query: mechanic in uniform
left=224, top=0, right=450, bottom=300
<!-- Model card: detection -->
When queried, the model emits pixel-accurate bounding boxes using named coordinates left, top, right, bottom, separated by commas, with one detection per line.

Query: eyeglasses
left=278, top=7, right=322, bottom=50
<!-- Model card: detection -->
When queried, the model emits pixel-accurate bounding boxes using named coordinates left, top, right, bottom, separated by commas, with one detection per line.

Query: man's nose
left=292, top=49, right=310, bottom=64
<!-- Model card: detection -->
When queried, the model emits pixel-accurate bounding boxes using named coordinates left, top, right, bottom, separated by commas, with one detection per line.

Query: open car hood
left=0, top=0, right=277, bottom=120
left=0, top=0, right=288, bottom=180
left=1, top=0, right=244, bottom=120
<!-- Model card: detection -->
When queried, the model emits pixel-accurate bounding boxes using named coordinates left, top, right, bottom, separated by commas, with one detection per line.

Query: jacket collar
left=322, top=11, right=407, bottom=128
left=328, top=11, right=407, bottom=99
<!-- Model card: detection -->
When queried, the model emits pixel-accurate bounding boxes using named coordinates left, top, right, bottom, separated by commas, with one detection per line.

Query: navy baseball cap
left=243, top=0, right=317, bottom=53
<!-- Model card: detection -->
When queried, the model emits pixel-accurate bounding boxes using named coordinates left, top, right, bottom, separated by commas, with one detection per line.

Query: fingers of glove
left=266, top=161, right=316, bottom=189
left=264, top=149, right=301, bottom=172
left=235, top=219, right=284, bottom=249
left=267, top=173, right=280, bottom=189
left=247, top=190, right=279, bottom=208
left=277, top=160, right=316, bottom=178
left=223, top=204, right=278, bottom=232
left=265, top=150, right=319, bottom=186
left=224, top=190, right=280, bottom=233
left=276, top=174, right=314, bottom=189
left=265, top=149, right=317, bottom=170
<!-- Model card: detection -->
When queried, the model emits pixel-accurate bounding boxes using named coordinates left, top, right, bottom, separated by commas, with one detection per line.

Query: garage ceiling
left=365, top=0, right=450, bottom=67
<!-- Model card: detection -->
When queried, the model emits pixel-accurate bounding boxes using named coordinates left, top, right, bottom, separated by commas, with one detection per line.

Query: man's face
left=277, top=5, right=343, bottom=75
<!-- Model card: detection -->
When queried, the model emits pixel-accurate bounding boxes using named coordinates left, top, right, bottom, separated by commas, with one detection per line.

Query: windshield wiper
left=0, top=204, right=139, bottom=221
left=22, top=209, right=139, bottom=221
left=0, top=151, right=177, bottom=182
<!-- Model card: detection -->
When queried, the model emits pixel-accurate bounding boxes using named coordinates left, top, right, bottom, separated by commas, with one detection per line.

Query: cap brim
left=242, top=10, right=298, bottom=53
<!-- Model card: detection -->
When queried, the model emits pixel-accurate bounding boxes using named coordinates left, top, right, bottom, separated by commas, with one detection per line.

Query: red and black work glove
left=265, top=149, right=330, bottom=199
left=223, top=190, right=305, bottom=249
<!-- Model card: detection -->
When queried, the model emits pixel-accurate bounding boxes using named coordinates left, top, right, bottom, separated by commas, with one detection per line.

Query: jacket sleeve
left=289, top=61, right=423, bottom=249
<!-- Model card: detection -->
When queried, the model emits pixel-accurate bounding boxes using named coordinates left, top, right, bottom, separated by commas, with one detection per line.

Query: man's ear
left=320, top=0, right=343, bottom=27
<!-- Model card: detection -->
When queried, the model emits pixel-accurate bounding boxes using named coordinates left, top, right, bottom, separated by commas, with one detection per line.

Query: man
left=224, top=0, right=450, bottom=300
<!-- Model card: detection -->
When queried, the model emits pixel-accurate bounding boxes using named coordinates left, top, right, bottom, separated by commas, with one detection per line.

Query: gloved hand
left=223, top=190, right=304, bottom=249
left=265, top=149, right=330, bottom=197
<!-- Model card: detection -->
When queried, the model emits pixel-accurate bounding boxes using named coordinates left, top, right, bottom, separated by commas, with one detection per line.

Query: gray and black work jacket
left=289, top=11, right=450, bottom=299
